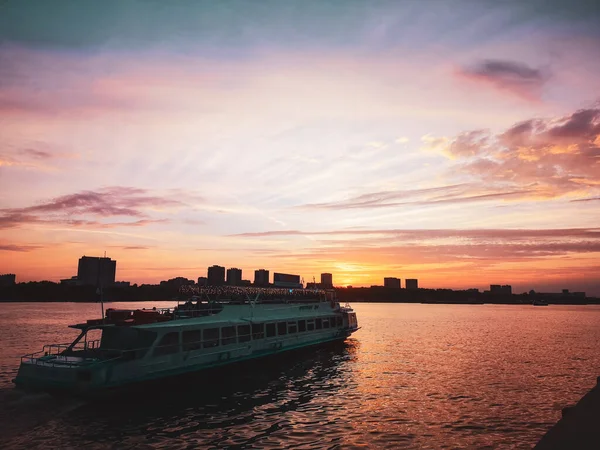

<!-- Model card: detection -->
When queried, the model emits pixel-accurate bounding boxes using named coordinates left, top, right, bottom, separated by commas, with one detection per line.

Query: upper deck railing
left=179, top=285, right=335, bottom=303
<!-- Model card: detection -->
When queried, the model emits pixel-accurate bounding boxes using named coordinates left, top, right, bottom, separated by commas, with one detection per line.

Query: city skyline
left=1, top=1, right=599, bottom=296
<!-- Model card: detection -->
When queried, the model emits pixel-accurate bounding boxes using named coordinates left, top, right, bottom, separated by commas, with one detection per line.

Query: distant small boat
left=533, top=299, right=548, bottom=306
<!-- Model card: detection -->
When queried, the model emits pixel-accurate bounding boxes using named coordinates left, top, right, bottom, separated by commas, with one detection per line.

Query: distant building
left=490, top=284, right=512, bottom=295
left=113, top=281, right=131, bottom=287
left=384, top=277, right=401, bottom=289
left=254, top=269, right=270, bottom=286
left=60, top=276, right=83, bottom=286
left=273, top=272, right=302, bottom=288
left=207, top=265, right=225, bottom=286
left=537, top=289, right=586, bottom=299
left=240, top=279, right=252, bottom=287
left=405, top=279, right=419, bottom=290
left=77, top=256, right=116, bottom=287
left=197, top=276, right=208, bottom=286
left=226, top=268, right=242, bottom=286
left=0, top=273, right=16, bottom=287
left=160, top=277, right=194, bottom=288
left=321, top=273, right=333, bottom=289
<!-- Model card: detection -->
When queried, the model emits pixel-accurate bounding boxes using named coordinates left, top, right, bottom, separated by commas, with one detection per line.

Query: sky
left=1, top=0, right=600, bottom=295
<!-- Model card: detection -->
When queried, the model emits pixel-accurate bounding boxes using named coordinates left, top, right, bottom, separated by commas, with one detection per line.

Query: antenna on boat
left=96, top=284, right=104, bottom=323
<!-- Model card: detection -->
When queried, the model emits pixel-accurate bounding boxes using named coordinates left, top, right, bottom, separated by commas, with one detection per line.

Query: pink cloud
left=456, top=59, right=549, bottom=102
left=0, top=187, right=191, bottom=229
left=442, top=107, right=600, bottom=198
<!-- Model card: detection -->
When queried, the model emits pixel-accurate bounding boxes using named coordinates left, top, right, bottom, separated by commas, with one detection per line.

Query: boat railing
left=21, top=318, right=348, bottom=368
left=20, top=339, right=104, bottom=366
left=179, top=285, right=333, bottom=304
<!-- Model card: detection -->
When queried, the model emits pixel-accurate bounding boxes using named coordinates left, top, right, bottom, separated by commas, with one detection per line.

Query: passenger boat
left=14, top=287, right=359, bottom=394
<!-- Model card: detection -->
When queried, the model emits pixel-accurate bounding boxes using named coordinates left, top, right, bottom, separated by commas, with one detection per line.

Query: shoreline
left=1, top=299, right=599, bottom=306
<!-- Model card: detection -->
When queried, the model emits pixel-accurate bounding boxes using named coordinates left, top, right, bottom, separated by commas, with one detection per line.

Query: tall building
left=226, top=268, right=242, bottom=286
left=0, top=273, right=16, bottom=287
left=254, top=269, right=269, bottom=286
left=197, top=276, right=207, bottom=286
left=273, top=273, right=302, bottom=288
left=405, top=279, right=419, bottom=290
left=207, top=265, right=225, bottom=286
left=77, top=256, right=116, bottom=287
left=384, top=277, right=401, bottom=289
left=321, top=273, right=333, bottom=288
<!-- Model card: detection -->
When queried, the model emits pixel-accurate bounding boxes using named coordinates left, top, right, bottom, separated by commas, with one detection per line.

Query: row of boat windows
left=154, top=316, right=343, bottom=356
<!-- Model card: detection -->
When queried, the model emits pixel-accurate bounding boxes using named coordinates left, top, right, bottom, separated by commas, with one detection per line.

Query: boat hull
left=14, top=328, right=356, bottom=395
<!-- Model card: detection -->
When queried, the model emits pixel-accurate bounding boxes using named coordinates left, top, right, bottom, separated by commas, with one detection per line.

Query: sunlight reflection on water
left=1, top=302, right=600, bottom=449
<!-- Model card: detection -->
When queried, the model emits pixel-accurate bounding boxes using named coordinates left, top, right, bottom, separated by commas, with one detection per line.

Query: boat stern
left=14, top=354, right=104, bottom=393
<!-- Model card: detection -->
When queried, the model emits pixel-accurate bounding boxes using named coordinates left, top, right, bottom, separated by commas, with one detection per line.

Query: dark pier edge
left=534, top=376, right=600, bottom=449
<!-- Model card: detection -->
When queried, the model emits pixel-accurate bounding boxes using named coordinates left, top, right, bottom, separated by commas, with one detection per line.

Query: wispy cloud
left=571, top=197, right=600, bottom=202
left=21, top=149, right=53, bottom=159
left=0, top=243, right=43, bottom=252
left=296, top=184, right=534, bottom=210
left=231, top=227, right=600, bottom=240
left=0, top=187, right=190, bottom=229
left=457, top=59, right=548, bottom=101
left=114, top=245, right=151, bottom=250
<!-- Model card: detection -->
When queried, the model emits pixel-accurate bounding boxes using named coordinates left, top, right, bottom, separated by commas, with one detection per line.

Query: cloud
left=571, top=197, right=600, bottom=202
left=21, top=149, right=52, bottom=159
left=0, top=154, right=18, bottom=167
left=267, top=241, right=600, bottom=262
left=457, top=59, right=548, bottom=101
left=231, top=227, right=600, bottom=240
left=0, top=146, right=77, bottom=170
left=420, top=134, right=450, bottom=156
left=229, top=227, right=600, bottom=269
left=296, top=183, right=534, bottom=210
left=435, top=107, right=600, bottom=199
left=0, top=243, right=43, bottom=252
left=115, top=246, right=151, bottom=250
left=0, top=187, right=188, bottom=229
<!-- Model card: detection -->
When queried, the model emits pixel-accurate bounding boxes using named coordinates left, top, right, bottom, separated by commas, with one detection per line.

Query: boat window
left=182, top=330, right=202, bottom=351
left=298, top=320, right=306, bottom=332
left=252, top=323, right=264, bottom=340
left=337, top=316, right=343, bottom=327
left=203, top=328, right=219, bottom=348
left=315, top=318, right=322, bottom=329
left=307, top=320, right=315, bottom=331
left=153, top=332, right=180, bottom=356
left=323, top=319, right=330, bottom=329
left=238, top=325, right=251, bottom=343
left=277, top=322, right=287, bottom=336
left=288, top=321, right=297, bottom=334
left=100, top=328, right=156, bottom=358
left=221, top=326, right=236, bottom=345
left=266, top=323, right=276, bottom=337
left=85, top=329, right=102, bottom=349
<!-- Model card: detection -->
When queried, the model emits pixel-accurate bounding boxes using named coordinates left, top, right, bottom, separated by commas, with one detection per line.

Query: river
left=1, top=302, right=599, bottom=449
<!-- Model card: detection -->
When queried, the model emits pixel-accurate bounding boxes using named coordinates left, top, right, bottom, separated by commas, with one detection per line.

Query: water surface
left=1, top=302, right=599, bottom=449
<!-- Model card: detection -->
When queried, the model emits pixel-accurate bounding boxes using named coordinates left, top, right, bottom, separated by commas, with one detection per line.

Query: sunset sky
left=1, top=0, right=599, bottom=295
